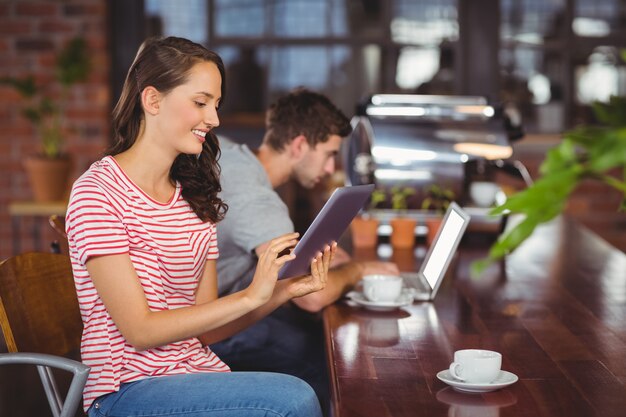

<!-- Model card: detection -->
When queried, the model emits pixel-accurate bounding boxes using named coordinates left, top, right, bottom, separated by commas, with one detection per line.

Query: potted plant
left=388, top=185, right=417, bottom=248
left=472, top=90, right=626, bottom=275
left=2, top=37, right=91, bottom=202
left=350, top=187, right=386, bottom=248
left=421, top=184, right=456, bottom=246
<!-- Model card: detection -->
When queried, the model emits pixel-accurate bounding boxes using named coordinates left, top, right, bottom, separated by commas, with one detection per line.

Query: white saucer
left=345, top=289, right=414, bottom=311
left=436, top=370, right=518, bottom=393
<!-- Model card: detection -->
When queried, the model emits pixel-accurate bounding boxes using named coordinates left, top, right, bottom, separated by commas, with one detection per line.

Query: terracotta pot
left=425, top=216, right=443, bottom=247
left=350, top=216, right=379, bottom=248
left=23, top=155, right=73, bottom=202
left=390, top=217, right=417, bottom=249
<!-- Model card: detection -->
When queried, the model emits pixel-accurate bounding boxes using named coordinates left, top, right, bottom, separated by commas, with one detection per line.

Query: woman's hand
left=245, top=232, right=299, bottom=306
left=285, top=242, right=336, bottom=299
left=329, top=245, right=351, bottom=268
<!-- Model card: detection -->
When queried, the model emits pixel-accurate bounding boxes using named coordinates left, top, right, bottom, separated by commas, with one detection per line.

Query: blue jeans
left=210, top=305, right=329, bottom=415
left=88, top=371, right=322, bottom=417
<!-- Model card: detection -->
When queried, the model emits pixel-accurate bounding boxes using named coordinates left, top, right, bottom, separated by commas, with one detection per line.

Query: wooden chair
left=48, top=215, right=67, bottom=254
left=49, top=215, right=67, bottom=239
left=0, top=252, right=88, bottom=417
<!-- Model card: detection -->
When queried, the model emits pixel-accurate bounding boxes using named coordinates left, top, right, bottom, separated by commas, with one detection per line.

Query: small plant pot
left=350, top=216, right=380, bottom=248
left=425, top=216, right=443, bottom=247
left=390, top=217, right=417, bottom=249
left=24, top=155, right=73, bottom=202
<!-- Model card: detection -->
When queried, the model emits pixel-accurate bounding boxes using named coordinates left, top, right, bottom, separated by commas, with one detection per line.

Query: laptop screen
left=422, top=206, right=468, bottom=289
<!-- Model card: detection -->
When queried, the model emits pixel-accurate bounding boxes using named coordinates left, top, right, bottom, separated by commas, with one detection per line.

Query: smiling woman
left=63, top=36, right=334, bottom=417
left=141, top=60, right=222, bottom=157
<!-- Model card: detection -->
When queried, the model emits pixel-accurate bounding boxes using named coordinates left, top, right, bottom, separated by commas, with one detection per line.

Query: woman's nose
left=205, top=108, right=219, bottom=128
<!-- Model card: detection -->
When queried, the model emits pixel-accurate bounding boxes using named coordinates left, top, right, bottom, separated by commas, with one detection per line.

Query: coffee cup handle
left=449, top=362, right=464, bottom=381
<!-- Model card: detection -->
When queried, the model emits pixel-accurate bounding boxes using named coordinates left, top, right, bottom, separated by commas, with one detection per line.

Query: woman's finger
left=323, top=243, right=334, bottom=273
left=263, top=236, right=298, bottom=259
left=315, top=251, right=326, bottom=286
left=265, top=233, right=299, bottom=251
left=310, top=253, right=320, bottom=275
left=273, top=252, right=296, bottom=268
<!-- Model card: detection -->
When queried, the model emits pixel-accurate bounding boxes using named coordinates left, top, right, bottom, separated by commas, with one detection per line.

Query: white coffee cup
left=469, top=181, right=500, bottom=208
left=362, top=274, right=403, bottom=302
left=449, top=349, right=502, bottom=383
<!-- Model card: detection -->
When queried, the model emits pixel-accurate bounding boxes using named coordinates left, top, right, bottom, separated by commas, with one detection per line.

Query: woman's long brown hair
left=109, top=36, right=227, bottom=223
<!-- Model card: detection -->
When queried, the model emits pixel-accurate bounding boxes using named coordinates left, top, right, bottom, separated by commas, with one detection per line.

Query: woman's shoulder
left=70, top=156, right=126, bottom=199
left=66, top=157, right=128, bottom=229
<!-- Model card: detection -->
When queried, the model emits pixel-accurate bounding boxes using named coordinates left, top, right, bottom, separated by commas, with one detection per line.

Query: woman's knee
left=263, top=373, right=322, bottom=417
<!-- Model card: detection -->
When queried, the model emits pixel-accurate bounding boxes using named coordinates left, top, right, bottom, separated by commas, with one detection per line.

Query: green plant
left=369, top=187, right=387, bottom=209
left=472, top=92, right=626, bottom=276
left=1, top=37, right=90, bottom=158
left=421, top=184, right=455, bottom=214
left=390, top=185, right=416, bottom=211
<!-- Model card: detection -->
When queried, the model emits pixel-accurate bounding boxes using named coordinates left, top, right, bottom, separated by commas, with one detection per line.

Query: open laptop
left=278, top=184, right=375, bottom=279
left=402, top=201, right=470, bottom=301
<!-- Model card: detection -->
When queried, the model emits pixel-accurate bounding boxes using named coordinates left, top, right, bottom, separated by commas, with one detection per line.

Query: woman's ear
left=140, top=86, right=162, bottom=116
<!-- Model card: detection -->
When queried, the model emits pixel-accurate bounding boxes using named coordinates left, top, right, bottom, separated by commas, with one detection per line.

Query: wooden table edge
left=323, top=305, right=341, bottom=417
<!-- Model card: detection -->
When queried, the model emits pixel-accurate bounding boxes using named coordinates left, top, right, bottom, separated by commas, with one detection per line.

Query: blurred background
left=1, top=0, right=626, bottom=260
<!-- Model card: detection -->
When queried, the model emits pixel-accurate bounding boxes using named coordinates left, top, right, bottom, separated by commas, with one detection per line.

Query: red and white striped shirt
left=65, top=156, right=229, bottom=411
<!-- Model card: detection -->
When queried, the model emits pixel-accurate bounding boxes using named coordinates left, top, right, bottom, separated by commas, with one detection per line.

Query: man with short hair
left=211, top=89, right=398, bottom=414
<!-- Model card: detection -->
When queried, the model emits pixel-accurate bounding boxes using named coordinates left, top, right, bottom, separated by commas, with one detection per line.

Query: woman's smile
left=192, top=129, right=207, bottom=143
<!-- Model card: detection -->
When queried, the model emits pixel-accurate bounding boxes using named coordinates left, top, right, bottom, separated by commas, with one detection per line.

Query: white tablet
left=278, top=184, right=375, bottom=279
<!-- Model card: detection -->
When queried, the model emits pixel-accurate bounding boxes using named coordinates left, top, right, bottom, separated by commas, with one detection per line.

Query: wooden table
left=324, top=215, right=626, bottom=417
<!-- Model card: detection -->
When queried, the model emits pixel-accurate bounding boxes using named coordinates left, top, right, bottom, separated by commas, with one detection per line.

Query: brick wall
left=0, top=0, right=109, bottom=259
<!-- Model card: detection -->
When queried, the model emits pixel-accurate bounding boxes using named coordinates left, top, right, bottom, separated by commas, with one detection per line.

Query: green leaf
left=592, top=96, right=626, bottom=127
left=421, top=184, right=454, bottom=213
left=491, top=168, right=579, bottom=216
left=587, top=129, right=626, bottom=172
left=39, top=98, right=57, bottom=116
left=41, top=125, right=63, bottom=158
left=369, top=188, right=387, bottom=209
left=22, top=107, right=41, bottom=124
left=56, top=37, right=91, bottom=87
left=470, top=258, right=495, bottom=278
left=489, top=215, right=540, bottom=259
left=478, top=90, right=626, bottom=273
left=539, top=138, right=577, bottom=175
left=0, top=76, right=37, bottom=97
left=623, top=167, right=626, bottom=208
left=390, top=186, right=415, bottom=210
left=598, top=174, right=626, bottom=194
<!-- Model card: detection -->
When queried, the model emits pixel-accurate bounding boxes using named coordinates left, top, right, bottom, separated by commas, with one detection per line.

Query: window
left=141, top=0, right=626, bottom=133
left=145, top=0, right=208, bottom=43
left=500, top=0, right=626, bottom=132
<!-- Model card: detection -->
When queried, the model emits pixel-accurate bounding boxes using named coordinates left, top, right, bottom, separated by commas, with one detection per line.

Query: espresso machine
left=342, top=94, right=527, bottom=233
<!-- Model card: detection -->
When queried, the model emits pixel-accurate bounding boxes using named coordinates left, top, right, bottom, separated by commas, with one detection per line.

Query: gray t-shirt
left=216, top=138, right=293, bottom=295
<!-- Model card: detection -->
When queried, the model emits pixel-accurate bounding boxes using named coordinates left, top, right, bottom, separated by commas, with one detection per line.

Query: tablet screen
left=277, top=184, right=374, bottom=279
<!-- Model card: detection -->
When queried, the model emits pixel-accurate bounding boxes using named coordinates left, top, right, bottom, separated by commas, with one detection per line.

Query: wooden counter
left=323, top=215, right=626, bottom=417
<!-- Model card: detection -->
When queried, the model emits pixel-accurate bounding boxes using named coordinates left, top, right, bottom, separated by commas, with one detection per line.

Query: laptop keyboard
left=400, top=272, right=430, bottom=292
